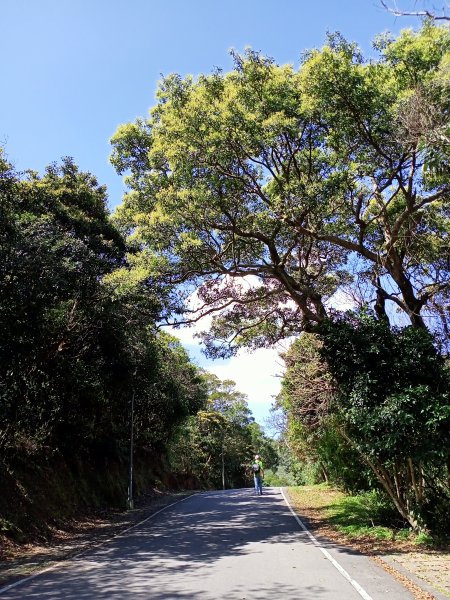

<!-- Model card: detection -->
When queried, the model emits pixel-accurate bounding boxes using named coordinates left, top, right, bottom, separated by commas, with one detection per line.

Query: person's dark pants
left=254, top=475, right=263, bottom=495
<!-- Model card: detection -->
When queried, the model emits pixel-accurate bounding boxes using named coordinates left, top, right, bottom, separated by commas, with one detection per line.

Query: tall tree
left=279, top=315, right=450, bottom=531
left=1, top=155, right=126, bottom=452
left=111, top=24, right=450, bottom=355
left=277, top=333, right=368, bottom=490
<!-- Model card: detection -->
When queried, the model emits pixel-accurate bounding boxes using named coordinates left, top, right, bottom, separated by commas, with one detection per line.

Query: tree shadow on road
left=0, top=488, right=366, bottom=600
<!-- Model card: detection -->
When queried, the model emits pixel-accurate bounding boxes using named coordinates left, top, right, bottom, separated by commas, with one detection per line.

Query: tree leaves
left=0, top=155, right=206, bottom=458
left=111, top=24, right=450, bottom=351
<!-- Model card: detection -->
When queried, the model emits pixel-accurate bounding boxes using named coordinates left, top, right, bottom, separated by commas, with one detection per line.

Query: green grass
left=288, top=484, right=449, bottom=549
left=325, top=490, right=413, bottom=540
left=328, top=493, right=446, bottom=546
left=335, top=524, right=394, bottom=539
left=288, top=485, right=411, bottom=542
left=414, top=532, right=435, bottom=546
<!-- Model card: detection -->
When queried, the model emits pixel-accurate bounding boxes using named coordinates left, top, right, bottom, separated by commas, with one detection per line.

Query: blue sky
left=1, top=0, right=418, bottom=425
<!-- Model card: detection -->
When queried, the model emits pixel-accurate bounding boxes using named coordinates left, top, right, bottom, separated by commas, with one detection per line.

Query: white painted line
left=0, top=493, right=197, bottom=596
left=0, top=563, right=61, bottom=596
left=280, top=487, right=374, bottom=600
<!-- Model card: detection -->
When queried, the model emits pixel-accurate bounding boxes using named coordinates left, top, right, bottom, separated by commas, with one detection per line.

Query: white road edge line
left=280, top=487, right=374, bottom=600
left=0, top=493, right=197, bottom=596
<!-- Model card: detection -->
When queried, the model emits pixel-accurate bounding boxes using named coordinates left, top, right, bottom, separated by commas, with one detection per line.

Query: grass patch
left=286, top=484, right=434, bottom=547
left=414, top=532, right=436, bottom=547
left=337, top=524, right=394, bottom=540
left=287, top=482, right=346, bottom=510
left=325, top=491, right=401, bottom=537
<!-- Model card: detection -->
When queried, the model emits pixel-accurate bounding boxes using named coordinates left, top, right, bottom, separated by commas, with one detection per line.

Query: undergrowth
left=287, top=484, right=448, bottom=548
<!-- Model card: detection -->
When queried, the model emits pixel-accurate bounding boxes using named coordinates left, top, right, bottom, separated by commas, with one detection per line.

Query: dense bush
left=0, top=155, right=206, bottom=462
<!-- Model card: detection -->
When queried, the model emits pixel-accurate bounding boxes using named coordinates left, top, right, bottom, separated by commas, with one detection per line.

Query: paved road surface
left=0, top=488, right=413, bottom=599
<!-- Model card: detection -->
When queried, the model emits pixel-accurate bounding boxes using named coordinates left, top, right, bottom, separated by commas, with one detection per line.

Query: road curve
left=0, top=487, right=413, bottom=599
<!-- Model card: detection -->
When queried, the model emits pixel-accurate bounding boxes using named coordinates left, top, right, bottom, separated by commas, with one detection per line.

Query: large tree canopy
left=111, top=24, right=450, bottom=355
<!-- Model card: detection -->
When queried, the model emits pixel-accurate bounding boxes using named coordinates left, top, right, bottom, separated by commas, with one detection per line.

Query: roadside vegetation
left=287, top=485, right=442, bottom=548
left=1, top=7, right=450, bottom=549
left=0, top=153, right=274, bottom=546
left=110, top=20, right=450, bottom=533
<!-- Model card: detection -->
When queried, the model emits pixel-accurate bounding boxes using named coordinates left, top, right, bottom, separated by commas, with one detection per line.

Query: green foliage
left=277, top=333, right=372, bottom=491
left=319, top=316, right=450, bottom=464
left=326, top=490, right=402, bottom=532
left=279, top=313, right=450, bottom=531
left=111, top=24, right=450, bottom=353
left=167, top=374, right=277, bottom=489
left=326, top=488, right=446, bottom=545
left=1, top=156, right=123, bottom=452
left=317, top=314, right=450, bottom=532
left=0, top=154, right=206, bottom=461
left=263, top=466, right=297, bottom=487
left=268, top=438, right=308, bottom=486
left=313, top=421, right=374, bottom=492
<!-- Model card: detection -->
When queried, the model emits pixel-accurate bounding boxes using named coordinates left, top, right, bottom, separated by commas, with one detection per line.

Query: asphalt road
left=0, top=487, right=413, bottom=599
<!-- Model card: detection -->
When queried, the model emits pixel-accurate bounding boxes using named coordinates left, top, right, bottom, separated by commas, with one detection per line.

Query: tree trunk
left=320, top=463, right=329, bottom=483
left=408, top=458, right=422, bottom=503
left=338, top=428, right=421, bottom=529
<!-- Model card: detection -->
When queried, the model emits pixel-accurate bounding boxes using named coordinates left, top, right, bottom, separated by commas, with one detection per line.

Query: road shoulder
left=0, top=490, right=195, bottom=589
left=283, top=487, right=450, bottom=600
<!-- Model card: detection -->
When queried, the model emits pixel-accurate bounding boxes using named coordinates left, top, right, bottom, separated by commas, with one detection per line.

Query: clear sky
left=1, top=0, right=418, bottom=426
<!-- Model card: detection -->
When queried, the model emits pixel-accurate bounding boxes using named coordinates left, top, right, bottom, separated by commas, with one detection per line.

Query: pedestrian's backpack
left=251, top=462, right=261, bottom=474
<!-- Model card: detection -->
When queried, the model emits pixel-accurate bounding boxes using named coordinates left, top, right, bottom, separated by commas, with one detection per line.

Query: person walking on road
left=251, top=454, right=264, bottom=495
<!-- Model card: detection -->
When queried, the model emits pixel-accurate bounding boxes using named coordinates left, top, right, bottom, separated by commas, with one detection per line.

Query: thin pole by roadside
left=127, top=385, right=135, bottom=510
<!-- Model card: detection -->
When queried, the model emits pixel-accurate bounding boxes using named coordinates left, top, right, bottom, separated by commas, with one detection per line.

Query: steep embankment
left=0, top=449, right=197, bottom=552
